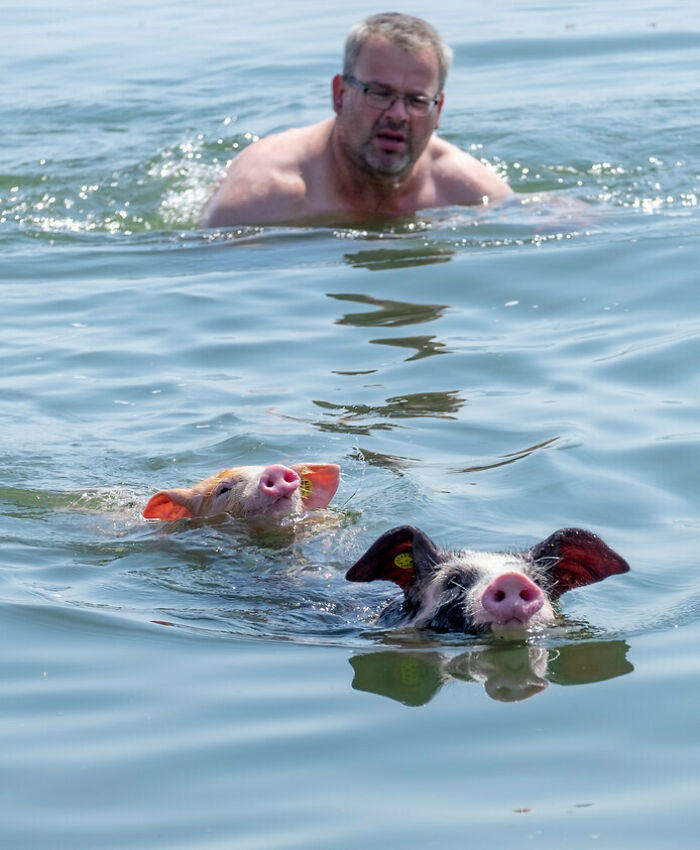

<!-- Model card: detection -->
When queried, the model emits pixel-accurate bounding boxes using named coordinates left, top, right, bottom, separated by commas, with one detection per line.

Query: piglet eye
left=446, top=573, right=470, bottom=590
left=215, top=484, right=232, bottom=497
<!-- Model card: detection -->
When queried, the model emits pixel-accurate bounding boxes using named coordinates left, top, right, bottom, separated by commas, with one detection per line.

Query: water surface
left=2, top=1, right=700, bottom=847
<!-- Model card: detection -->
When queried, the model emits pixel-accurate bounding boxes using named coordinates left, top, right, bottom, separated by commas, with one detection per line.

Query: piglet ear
left=291, top=463, right=340, bottom=509
left=346, top=525, right=442, bottom=594
left=143, top=489, right=194, bottom=521
left=531, top=527, right=630, bottom=599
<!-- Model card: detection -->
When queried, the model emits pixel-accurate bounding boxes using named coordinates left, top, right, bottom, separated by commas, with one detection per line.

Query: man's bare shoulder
left=426, top=135, right=513, bottom=206
left=202, top=120, right=332, bottom=227
left=232, top=121, right=329, bottom=167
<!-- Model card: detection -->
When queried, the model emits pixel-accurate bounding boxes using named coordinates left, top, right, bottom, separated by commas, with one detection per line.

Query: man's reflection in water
left=349, top=640, right=633, bottom=705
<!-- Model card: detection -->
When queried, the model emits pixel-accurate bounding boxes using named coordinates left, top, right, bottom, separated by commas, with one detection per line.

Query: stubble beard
left=361, top=124, right=414, bottom=177
left=347, top=117, right=417, bottom=182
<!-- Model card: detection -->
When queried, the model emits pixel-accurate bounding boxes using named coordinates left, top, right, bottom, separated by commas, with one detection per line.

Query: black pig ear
left=531, top=527, right=630, bottom=599
left=346, top=526, right=442, bottom=594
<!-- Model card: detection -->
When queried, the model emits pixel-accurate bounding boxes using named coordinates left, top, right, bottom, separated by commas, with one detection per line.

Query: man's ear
left=346, top=526, right=442, bottom=596
left=332, top=74, right=346, bottom=115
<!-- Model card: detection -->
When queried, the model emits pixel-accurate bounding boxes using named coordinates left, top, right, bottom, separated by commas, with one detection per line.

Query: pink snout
left=481, top=572, right=545, bottom=625
left=259, top=464, right=301, bottom=500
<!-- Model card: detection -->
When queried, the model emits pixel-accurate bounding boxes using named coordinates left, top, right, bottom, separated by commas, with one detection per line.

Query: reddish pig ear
left=346, top=525, right=442, bottom=594
left=143, top=490, right=194, bottom=521
left=531, top=527, right=630, bottom=599
left=291, top=463, right=340, bottom=509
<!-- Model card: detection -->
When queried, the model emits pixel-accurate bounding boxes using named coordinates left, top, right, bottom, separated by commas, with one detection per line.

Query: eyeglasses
left=343, top=74, right=440, bottom=117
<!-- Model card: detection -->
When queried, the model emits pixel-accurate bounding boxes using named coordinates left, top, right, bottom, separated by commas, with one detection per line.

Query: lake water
left=2, top=1, right=700, bottom=847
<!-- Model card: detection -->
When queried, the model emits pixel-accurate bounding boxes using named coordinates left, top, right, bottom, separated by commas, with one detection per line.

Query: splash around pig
left=346, top=525, right=630, bottom=635
left=143, top=462, right=340, bottom=521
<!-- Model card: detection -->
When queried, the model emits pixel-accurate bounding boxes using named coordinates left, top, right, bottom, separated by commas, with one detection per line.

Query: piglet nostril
left=482, top=572, right=544, bottom=621
left=259, top=464, right=301, bottom=498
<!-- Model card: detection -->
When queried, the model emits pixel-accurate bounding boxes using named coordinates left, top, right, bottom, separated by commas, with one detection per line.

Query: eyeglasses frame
left=343, top=74, right=441, bottom=116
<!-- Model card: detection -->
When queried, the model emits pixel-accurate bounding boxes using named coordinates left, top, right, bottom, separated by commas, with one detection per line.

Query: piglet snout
left=481, top=572, right=545, bottom=624
left=259, top=464, right=301, bottom=500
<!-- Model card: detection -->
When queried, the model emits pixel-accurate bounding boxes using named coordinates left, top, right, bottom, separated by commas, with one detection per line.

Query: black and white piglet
left=346, top=525, right=630, bottom=634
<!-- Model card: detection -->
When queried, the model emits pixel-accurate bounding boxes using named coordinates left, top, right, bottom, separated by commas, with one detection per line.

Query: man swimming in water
left=202, top=12, right=512, bottom=228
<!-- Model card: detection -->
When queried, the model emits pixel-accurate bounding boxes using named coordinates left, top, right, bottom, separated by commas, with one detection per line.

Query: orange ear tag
left=394, top=552, right=414, bottom=570
left=300, top=477, right=313, bottom=500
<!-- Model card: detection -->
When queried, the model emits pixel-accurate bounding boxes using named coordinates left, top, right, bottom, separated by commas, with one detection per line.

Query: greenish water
left=2, top=2, right=700, bottom=847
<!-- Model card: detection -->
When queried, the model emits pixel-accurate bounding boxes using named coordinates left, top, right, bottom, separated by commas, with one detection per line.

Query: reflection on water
left=450, top=436, right=561, bottom=474
left=350, top=640, right=633, bottom=705
left=348, top=448, right=420, bottom=472
left=343, top=245, right=454, bottom=270
left=328, top=293, right=452, bottom=360
left=369, top=334, right=450, bottom=361
left=311, top=390, right=465, bottom=435
left=328, top=292, right=448, bottom=328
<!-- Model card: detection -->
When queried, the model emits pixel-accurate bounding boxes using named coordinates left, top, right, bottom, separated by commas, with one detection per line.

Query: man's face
left=334, top=36, right=444, bottom=180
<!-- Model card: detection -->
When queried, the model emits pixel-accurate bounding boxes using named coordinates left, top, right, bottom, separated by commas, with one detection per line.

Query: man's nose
left=383, top=94, right=411, bottom=120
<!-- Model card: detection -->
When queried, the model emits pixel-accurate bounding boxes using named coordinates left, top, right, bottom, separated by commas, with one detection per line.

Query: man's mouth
left=374, top=128, right=408, bottom=152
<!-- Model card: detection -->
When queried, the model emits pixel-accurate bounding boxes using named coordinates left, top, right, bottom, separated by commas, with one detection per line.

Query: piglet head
left=143, top=462, right=340, bottom=521
left=347, top=525, right=630, bottom=634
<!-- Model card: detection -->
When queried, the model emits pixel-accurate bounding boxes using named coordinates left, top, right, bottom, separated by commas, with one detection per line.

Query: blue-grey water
left=2, top=1, right=699, bottom=847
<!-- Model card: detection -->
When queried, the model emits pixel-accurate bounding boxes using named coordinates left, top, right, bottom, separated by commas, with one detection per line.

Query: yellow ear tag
left=394, top=552, right=414, bottom=570
left=300, top=477, right=313, bottom=499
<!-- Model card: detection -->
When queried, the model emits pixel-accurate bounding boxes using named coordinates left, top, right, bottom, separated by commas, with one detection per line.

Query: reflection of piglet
left=143, top=462, right=340, bottom=521
left=346, top=525, right=629, bottom=634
